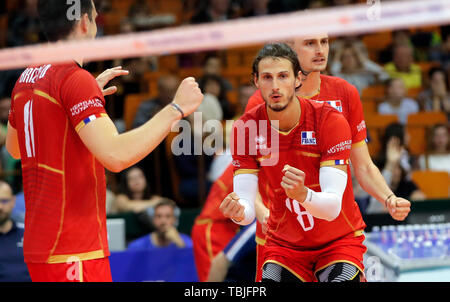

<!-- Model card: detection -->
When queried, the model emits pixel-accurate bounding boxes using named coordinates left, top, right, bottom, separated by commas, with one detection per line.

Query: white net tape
left=0, top=0, right=449, bottom=70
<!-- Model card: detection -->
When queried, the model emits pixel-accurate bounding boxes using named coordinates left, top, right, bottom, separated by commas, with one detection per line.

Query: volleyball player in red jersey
left=221, top=43, right=368, bottom=282
left=6, top=0, right=203, bottom=282
left=246, top=34, right=411, bottom=281
left=191, top=164, right=241, bottom=282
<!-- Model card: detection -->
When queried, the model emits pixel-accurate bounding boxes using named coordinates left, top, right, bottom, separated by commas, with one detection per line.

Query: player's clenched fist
left=219, top=192, right=245, bottom=223
left=386, top=196, right=411, bottom=221
left=172, top=77, right=204, bottom=117
left=281, top=165, right=309, bottom=202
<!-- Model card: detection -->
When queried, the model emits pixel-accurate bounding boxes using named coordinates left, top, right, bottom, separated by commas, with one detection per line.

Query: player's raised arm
left=78, top=77, right=203, bottom=172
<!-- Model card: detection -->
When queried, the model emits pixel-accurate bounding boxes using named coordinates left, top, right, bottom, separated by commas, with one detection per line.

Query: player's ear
left=79, top=13, right=90, bottom=34
left=253, top=74, right=260, bottom=89
left=295, top=71, right=301, bottom=88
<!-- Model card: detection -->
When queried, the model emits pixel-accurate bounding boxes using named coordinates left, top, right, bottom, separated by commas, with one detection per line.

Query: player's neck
left=267, top=98, right=301, bottom=132
left=297, top=71, right=321, bottom=98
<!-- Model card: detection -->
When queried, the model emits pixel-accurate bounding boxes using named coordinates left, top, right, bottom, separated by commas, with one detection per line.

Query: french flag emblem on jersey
left=335, top=159, right=346, bottom=165
left=326, top=100, right=343, bottom=112
left=301, top=131, right=317, bottom=145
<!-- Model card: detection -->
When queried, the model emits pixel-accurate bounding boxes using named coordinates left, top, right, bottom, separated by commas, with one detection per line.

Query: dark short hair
left=37, top=0, right=94, bottom=42
left=252, top=42, right=302, bottom=78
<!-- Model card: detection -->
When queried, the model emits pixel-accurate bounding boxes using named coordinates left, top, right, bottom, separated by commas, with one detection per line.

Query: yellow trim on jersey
left=47, top=249, right=105, bottom=264
left=352, top=140, right=366, bottom=148
left=255, top=236, right=266, bottom=246
left=341, top=209, right=357, bottom=232
left=263, top=260, right=307, bottom=282
left=38, top=164, right=64, bottom=175
left=79, top=261, right=84, bottom=283
left=297, top=151, right=320, bottom=158
left=34, top=89, right=61, bottom=107
left=93, top=156, right=105, bottom=252
left=354, top=229, right=364, bottom=237
left=75, top=113, right=109, bottom=132
left=13, top=92, right=24, bottom=101
left=309, top=183, right=320, bottom=188
left=234, top=169, right=259, bottom=176
left=206, top=221, right=214, bottom=260
left=320, top=159, right=349, bottom=167
left=216, top=179, right=228, bottom=193
left=194, top=218, right=213, bottom=225
left=48, top=121, right=68, bottom=260
left=271, top=122, right=299, bottom=136
left=314, top=260, right=364, bottom=278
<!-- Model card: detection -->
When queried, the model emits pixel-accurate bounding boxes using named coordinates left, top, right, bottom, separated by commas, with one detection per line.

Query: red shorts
left=27, top=257, right=112, bottom=282
left=191, top=219, right=239, bottom=282
left=255, top=243, right=265, bottom=282
left=262, top=232, right=367, bottom=282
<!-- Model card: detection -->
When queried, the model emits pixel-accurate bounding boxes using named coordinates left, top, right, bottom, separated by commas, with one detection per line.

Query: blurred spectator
left=127, top=199, right=192, bottom=250
left=241, top=0, right=272, bottom=17
left=128, top=0, right=151, bottom=20
left=375, top=123, right=417, bottom=176
left=172, top=94, right=223, bottom=207
left=235, top=82, right=257, bottom=117
left=379, top=29, right=413, bottom=64
left=429, top=26, right=450, bottom=69
left=7, top=0, right=44, bottom=47
left=202, top=55, right=233, bottom=91
left=417, top=66, right=450, bottom=119
left=0, top=181, right=31, bottom=282
left=190, top=0, right=234, bottom=24
left=330, top=41, right=390, bottom=94
left=0, top=96, right=21, bottom=192
left=368, top=123, right=425, bottom=213
left=378, top=78, right=419, bottom=124
left=384, top=43, right=422, bottom=89
left=132, top=74, right=179, bottom=199
left=133, top=74, right=180, bottom=128
left=418, top=124, right=450, bottom=174
left=115, top=166, right=166, bottom=233
left=199, top=74, right=234, bottom=119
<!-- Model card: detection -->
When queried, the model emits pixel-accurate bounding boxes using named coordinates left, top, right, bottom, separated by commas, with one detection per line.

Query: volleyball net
left=0, top=0, right=449, bottom=71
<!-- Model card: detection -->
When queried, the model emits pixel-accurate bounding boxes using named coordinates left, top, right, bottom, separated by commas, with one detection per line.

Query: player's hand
left=96, top=66, right=130, bottom=96
left=219, top=192, right=245, bottom=223
left=281, top=165, right=308, bottom=202
left=386, top=196, right=411, bottom=221
left=172, top=77, right=204, bottom=117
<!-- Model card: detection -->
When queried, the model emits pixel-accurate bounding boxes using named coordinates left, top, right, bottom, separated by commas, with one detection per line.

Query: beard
left=264, top=91, right=296, bottom=113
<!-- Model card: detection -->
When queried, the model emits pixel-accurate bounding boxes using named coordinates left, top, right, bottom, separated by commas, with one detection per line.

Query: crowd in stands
left=0, top=0, right=450, bottom=248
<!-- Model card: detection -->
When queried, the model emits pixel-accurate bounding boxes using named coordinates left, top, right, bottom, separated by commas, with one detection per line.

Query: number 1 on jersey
left=24, top=100, right=36, bottom=158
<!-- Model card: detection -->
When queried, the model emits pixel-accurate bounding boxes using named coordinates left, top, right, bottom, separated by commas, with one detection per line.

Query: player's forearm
left=103, top=105, right=181, bottom=172
left=300, top=167, right=346, bottom=221
left=233, top=173, right=258, bottom=226
left=6, top=123, right=21, bottom=160
left=354, top=161, right=394, bottom=205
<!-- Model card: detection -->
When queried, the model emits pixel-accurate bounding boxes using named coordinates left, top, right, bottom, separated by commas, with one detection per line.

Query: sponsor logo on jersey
left=70, top=98, right=104, bottom=116
left=327, top=140, right=352, bottom=154
left=255, top=135, right=267, bottom=150
left=314, top=100, right=343, bottom=112
left=232, top=160, right=241, bottom=168
left=301, top=131, right=316, bottom=145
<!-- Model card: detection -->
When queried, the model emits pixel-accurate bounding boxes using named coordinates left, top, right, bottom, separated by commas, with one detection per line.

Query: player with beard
left=220, top=42, right=367, bottom=282
left=245, top=34, right=411, bottom=281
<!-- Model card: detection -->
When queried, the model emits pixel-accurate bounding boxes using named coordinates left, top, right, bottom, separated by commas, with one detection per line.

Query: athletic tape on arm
left=232, top=173, right=258, bottom=226
left=301, top=166, right=347, bottom=221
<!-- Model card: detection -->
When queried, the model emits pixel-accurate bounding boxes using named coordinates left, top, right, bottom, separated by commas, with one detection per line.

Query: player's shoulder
left=321, top=74, right=359, bottom=95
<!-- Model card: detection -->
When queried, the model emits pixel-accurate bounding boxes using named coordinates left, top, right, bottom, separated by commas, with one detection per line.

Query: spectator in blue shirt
left=0, top=181, right=31, bottom=282
left=127, top=198, right=192, bottom=250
